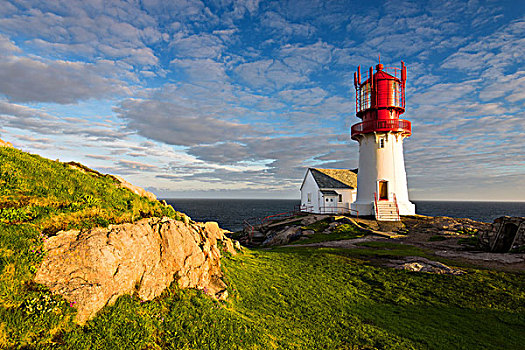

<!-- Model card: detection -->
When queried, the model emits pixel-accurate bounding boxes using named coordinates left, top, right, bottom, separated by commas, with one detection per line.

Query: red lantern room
left=351, top=60, right=411, bottom=140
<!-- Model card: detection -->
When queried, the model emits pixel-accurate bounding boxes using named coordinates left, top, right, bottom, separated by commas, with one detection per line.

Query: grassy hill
left=1, top=146, right=525, bottom=349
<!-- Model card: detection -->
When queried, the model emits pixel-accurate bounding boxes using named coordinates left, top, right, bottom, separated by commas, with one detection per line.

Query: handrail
left=374, top=192, right=379, bottom=219
left=261, top=209, right=300, bottom=225
left=300, top=204, right=315, bottom=213
left=392, top=193, right=401, bottom=221
left=318, top=206, right=359, bottom=217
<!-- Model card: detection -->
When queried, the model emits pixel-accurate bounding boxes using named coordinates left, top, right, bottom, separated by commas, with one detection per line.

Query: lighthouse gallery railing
left=351, top=119, right=411, bottom=138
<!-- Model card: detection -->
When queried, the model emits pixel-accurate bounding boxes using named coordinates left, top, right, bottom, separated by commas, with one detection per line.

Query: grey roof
left=320, top=190, right=339, bottom=196
left=309, top=168, right=357, bottom=189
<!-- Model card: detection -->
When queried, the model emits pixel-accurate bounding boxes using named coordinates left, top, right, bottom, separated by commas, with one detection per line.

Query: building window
left=330, top=198, right=333, bottom=202
left=338, top=194, right=342, bottom=202
left=307, top=193, right=311, bottom=203
left=379, top=137, right=385, bottom=149
left=326, top=198, right=329, bottom=202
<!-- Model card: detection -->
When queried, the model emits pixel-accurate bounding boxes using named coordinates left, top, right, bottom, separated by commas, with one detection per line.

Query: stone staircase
left=374, top=200, right=400, bottom=221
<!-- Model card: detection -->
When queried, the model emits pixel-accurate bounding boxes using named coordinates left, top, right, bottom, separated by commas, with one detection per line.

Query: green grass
left=293, top=222, right=366, bottom=244
left=0, top=146, right=182, bottom=347
left=301, top=218, right=330, bottom=233
left=221, top=248, right=525, bottom=349
left=6, top=246, right=523, bottom=349
left=2, top=146, right=525, bottom=349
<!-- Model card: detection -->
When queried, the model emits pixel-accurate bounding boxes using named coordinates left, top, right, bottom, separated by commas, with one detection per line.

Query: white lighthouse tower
left=350, top=60, right=415, bottom=219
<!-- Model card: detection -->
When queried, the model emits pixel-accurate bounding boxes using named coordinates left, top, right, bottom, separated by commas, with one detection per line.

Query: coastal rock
left=387, top=257, right=465, bottom=275
left=112, top=175, right=157, bottom=201
left=34, top=217, right=238, bottom=324
left=262, top=226, right=302, bottom=246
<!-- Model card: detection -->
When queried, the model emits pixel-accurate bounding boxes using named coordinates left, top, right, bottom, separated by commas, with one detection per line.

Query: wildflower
left=69, top=301, right=76, bottom=307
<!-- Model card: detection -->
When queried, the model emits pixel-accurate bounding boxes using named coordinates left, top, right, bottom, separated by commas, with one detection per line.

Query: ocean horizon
left=163, top=199, right=525, bottom=232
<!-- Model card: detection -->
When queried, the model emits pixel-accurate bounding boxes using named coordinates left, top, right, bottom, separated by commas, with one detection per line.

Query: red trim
left=351, top=119, right=411, bottom=139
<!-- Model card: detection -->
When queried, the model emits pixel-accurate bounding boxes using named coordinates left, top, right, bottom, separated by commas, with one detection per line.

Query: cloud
left=85, top=154, right=113, bottom=160
left=115, top=97, right=256, bottom=147
left=170, top=33, right=225, bottom=59
left=0, top=99, right=129, bottom=141
left=234, top=59, right=308, bottom=90
left=0, top=56, right=129, bottom=103
left=442, top=18, right=525, bottom=73
left=0, top=1, right=163, bottom=67
left=170, top=58, right=228, bottom=82
left=0, top=34, right=21, bottom=53
left=260, top=11, right=316, bottom=39
left=117, top=159, right=159, bottom=171
left=278, top=87, right=327, bottom=105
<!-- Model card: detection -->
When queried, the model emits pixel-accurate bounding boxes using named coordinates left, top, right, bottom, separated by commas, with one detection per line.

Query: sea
left=163, top=199, right=525, bottom=232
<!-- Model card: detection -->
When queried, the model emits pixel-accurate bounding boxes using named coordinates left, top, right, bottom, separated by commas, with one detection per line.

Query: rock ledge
left=35, top=217, right=237, bottom=324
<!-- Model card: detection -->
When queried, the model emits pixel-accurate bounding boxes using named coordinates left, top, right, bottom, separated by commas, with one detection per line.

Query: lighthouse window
left=338, top=194, right=342, bottom=202
left=307, top=193, right=311, bottom=203
left=379, top=138, right=385, bottom=148
left=326, top=198, right=329, bottom=202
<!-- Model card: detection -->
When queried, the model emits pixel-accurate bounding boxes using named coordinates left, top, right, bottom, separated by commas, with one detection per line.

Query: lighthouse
left=350, top=60, right=415, bottom=219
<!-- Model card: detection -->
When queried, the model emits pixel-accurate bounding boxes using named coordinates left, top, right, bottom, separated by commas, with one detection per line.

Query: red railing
left=354, top=66, right=405, bottom=114
left=373, top=192, right=379, bottom=219
left=351, top=119, right=411, bottom=139
left=261, top=209, right=301, bottom=225
left=392, top=193, right=401, bottom=221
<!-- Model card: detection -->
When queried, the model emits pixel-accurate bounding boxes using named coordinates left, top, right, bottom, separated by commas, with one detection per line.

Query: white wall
left=300, top=170, right=321, bottom=213
left=301, top=170, right=357, bottom=214
left=351, top=132, right=415, bottom=216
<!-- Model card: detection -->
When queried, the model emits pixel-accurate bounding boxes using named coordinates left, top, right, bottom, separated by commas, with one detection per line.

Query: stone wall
left=479, top=216, right=525, bottom=253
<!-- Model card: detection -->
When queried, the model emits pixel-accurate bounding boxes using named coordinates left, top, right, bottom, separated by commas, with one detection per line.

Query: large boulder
left=34, top=217, right=237, bottom=324
left=262, top=226, right=302, bottom=246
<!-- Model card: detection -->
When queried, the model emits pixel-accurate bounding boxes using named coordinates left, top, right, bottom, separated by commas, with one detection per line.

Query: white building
left=350, top=61, right=415, bottom=220
left=350, top=132, right=415, bottom=217
left=300, top=168, right=357, bottom=214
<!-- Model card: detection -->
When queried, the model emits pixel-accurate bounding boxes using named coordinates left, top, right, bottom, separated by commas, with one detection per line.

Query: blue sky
left=0, top=0, right=523, bottom=200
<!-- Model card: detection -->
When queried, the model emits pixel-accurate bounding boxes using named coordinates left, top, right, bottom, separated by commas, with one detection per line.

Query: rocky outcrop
left=34, top=217, right=238, bottom=324
left=401, top=215, right=490, bottom=236
left=262, top=226, right=302, bottom=246
left=0, top=138, right=13, bottom=148
left=112, top=175, right=157, bottom=201
left=386, top=257, right=465, bottom=275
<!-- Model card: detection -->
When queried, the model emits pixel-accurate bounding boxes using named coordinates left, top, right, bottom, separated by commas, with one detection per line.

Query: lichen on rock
left=34, top=217, right=238, bottom=324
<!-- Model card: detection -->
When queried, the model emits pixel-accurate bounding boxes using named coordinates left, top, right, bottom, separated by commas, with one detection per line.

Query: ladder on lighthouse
left=374, top=193, right=401, bottom=221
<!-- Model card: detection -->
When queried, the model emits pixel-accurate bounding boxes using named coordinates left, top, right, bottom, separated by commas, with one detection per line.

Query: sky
left=0, top=0, right=524, bottom=201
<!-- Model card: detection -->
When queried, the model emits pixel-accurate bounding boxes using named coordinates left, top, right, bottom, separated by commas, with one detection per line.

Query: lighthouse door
left=378, top=181, right=388, bottom=200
